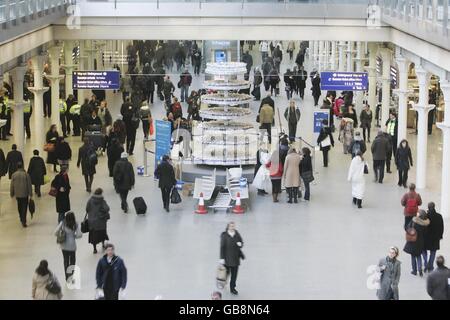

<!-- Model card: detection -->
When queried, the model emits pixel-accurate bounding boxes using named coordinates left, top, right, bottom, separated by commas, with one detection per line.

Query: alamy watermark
left=66, top=4, right=81, bottom=30
left=367, top=4, right=382, bottom=29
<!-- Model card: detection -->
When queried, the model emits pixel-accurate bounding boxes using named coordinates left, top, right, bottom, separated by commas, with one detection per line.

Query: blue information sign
left=314, top=110, right=330, bottom=133
left=155, top=120, right=172, bottom=169
left=320, top=72, right=368, bottom=91
left=73, top=71, right=120, bottom=90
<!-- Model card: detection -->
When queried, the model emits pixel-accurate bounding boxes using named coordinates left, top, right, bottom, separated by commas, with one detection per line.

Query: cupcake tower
left=192, top=62, right=257, bottom=165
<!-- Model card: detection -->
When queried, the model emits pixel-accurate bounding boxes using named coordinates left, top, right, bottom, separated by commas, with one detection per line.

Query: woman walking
left=403, top=209, right=430, bottom=277
left=266, top=140, right=287, bottom=203
left=395, top=139, right=413, bottom=188
left=359, top=104, right=373, bottom=142
left=376, top=247, right=401, bottom=300
left=422, top=202, right=444, bottom=273
left=27, top=149, right=46, bottom=197
left=45, top=124, right=59, bottom=172
left=283, top=148, right=301, bottom=203
left=51, top=164, right=71, bottom=223
left=347, top=151, right=366, bottom=209
left=32, top=260, right=63, bottom=300
left=339, top=118, right=354, bottom=154
left=54, top=136, right=72, bottom=168
left=54, top=211, right=82, bottom=280
left=220, top=222, right=245, bottom=295
left=87, top=188, right=110, bottom=254
left=317, top=119, right=334, bottom=167
left=299, top=147, right=313, bottom=201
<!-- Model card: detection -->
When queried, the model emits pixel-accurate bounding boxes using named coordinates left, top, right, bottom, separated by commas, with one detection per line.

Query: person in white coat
left=347, top=151, right=366, bottom=209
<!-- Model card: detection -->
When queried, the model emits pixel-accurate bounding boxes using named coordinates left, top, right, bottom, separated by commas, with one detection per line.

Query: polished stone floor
left=0, top=44, right=448, bottom=300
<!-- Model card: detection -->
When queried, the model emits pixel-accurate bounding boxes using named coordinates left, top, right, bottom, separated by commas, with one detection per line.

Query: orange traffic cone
left=232, top=192, right=245, bottom=214
left=195, top=192, right=208, bottom=214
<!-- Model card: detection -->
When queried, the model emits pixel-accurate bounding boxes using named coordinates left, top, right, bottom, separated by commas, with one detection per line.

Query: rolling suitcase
left=85, top=131, right=105, bottom=150
left=133, top=197, right=147, bottom=215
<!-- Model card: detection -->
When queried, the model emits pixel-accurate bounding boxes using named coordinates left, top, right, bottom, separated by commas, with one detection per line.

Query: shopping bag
left=28, top=199, right=35, bottom=215
left=149, top=120, right=154, bottom=136
left=170, top=187, right=182, bottom=204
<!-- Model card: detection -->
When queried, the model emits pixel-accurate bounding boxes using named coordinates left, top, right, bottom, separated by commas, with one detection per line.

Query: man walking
left=426, top=255, right=450, bottom=300
left=179, top=69, right=192, bottom=103
left=113, top=152, right=135, bottom=213
left=120, top=97, right=138, bottom=155
left=259, top=104, right=274, bottom=145
left=96, top=244, right=127, bottom=300
left=10, top=162, right=33, bottom=228
left=371, top=130, right=390, bottom=184
left=77, top=138, right=98, bottom=193
left=154, top=155, right=177, bottom=212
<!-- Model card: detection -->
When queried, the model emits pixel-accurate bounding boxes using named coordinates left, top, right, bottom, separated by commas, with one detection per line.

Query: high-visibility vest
left=4, top=97, right=11, bottom=112
left=23, top=100, right=32, bottom=113
left=59, top=100, right=67, bottom=113
left=69, top=104, right=81, bottom=115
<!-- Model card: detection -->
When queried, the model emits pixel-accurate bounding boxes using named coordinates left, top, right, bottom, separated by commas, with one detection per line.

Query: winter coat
left=401, top=191, right=422, bottom=217
left=317, top=126, right=334, bottom=151
left=295, top=70, right=307, bottom=89
left=32, top=272, right=63, bottom=300
left=55, top=141, right=72, bottom=161
left=27, top=156, right=46, bottom=186
left=259, top=96, right=275, bottom=110
left=163, top=80, right=175, bottom=96
left=371, top=134, right=390, bottom=161
left=424, top=209, right=444, bottom=251
left=259, top=104, right=274, bottom=124
left=113, top=159, right=135, bottom=192
left=54, top=222, right=82, bottom=251
left=77, top=144, right=97, bottom=176
left=10, top=169, right=32, bottom=198
left=87, top=194, right=110, bottom=231
left=45, top=131, right=58, bottom=165
left=154, top=160, right=177, bottom=189
left=96, top=255, right=127, bottom=292
left=6, top=150, right=24, bottom=179
left=347, top=155, right=366, bottom=199
left=342, top=111, right=358, bottom=128
left=283, top=150, right=301, bottom=188
left=403, top=216, right=430, bottom=256
left=0, top=148, right=6, bottom=176
left=360, top=110, right=373, bottom=128
left=299, top=154, right=313, bottom=177
left=179, top=72, right=192, bottom=87
left=284, top=107, right=301, bottom=124
left=339, top=119, right=354, bottom=151
left=311, top=76, right=321, bottom=97
left=253, top=71, right=263, bottom=87
left=395, top=146, right=413, bottom=171
left=348, top=139, right=367, bottom=157
left=426, top=267, right=450, bottom=300
left=51, top=172, right=71, bottom=213
left=377, top=257, right=401, bottom=300
left=220, top=231, right=244, bottom=267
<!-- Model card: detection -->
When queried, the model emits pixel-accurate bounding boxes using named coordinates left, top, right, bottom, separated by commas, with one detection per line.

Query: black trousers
left=142, top=119, right=150, bottom=138
left=161, top=187, right=172, bottom=209
left=226, top=265, right=239, bottom=290
left=126, top=129, right=137, bottom=154
left=62, top=250, right=76, bottom=280
left=288, top=122, right=297, bottom=142
left=313, top=95, right=320, bottom=106
left=34, top=184, right=41, bottom=197
left=17, top=197, right=28, bottom=225
left=72, top=115, right=81, bottom=136
left=104, top=289, right=119, bottom=300
left=119, top=191, right=129, bottom=210
left=147, top=91, right=154, bottom=104
left=362, top=127, right=371, bottom=142
left=24, top=113, right=31, bottom=138
left=373, top=160, right=385, bottom=182
left=44, top=98, right=51, bottom=117
left=5, top=116, right=11, bottom=134
left=299, top=87, right=305, bottom=99
left=84, top=174, right=94, bottom=190
left=60, top=114, right=67, bottom=136
left=260, top=123, right=272, bottom=144
left=66, top=113, right=72, bottom=134
left=398, top=169, right=409, bottom=186
left=322, top=149, right=329, bottom=167
left=0, top=121, right=7, bottom=139
left=194, top=64, right=201, bottom=75
left=404, top=216, right=413, bottom=230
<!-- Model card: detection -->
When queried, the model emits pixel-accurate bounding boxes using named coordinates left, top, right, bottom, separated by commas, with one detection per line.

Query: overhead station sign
left=320, top=72, right=368, bottom=91
left=73, top=71, right=120, bottom=90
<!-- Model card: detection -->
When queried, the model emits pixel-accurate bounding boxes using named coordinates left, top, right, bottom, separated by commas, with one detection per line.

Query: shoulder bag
left=81, top=213, right=89, bottom=233
left=56, top=223, right=66, bottom=244
left=45, top=272, right=62, bottom=295
left=301, top=170, right=315, bottom=183
left=405, top=221, right=417, bottom=242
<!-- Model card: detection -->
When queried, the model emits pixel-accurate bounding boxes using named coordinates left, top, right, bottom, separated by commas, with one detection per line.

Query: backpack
left=405, top=196, right=418, bottom=215
left=352, top=142, right=361, bottom=155
left=86, top=147, right=98, bottom=166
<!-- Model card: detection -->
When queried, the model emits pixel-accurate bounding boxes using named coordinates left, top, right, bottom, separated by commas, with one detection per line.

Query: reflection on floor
left=0, top=44, right=447, bottom=300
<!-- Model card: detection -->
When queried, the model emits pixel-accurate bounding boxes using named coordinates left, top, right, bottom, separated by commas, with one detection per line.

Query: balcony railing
left=0, top=0, right=72, bottom=24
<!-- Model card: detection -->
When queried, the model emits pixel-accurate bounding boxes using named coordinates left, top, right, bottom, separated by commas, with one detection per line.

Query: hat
left=121, top=152, right=128, bottom=158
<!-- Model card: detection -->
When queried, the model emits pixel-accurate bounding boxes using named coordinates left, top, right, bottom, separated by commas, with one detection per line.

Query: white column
left=367, top=43, right=378, bottom=112
left=63, top=41, right=76, bottom=97
left=413, top=66, right=434, bottom=189
left=324, top=41, right=330, bottom=70
left=355, top=41, right=364, bottom=113
left=338, top=41, right=346, bottom=72
left=436, top=81, right=450, bottom=217
left=78, top=40, right=87, bottom=103
left=392, top=56, right=411, bottom=144
left=308, top=41, right=314, bottom=66
left=318, top=41, right=325, bottom=72
left=313, top=41, right=319, bottom=70
left=29, top=55, right=49, bottom=152
left=331, top=41, right=337, bottom=70
left=346, top=41, right=353, bottom=72
left=10, top=66, right=27, bottom=152
left=46, top=46, right=64, bottom=131
left=379, top=48, right=392, bottom=126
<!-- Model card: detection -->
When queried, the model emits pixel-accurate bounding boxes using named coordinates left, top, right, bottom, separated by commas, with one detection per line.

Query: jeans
left=194, top=64, right=201, bottom=75
left=62, top=250, right=76, bottom=280
left=362, top=127, right=370, bottom=142
left=411, top=254, right=422, bottom=273
left=286, top=89, right=292, bottom=100
left=288, top=122, right=297, bottom=142
left=120, top=191, right=129, bottom=211
left=180, top=86, right=189, bottom=102
left=422, top=250, right=436, bottom=271
left=17, top=197, right=28, bottom=225
left=60, top=113, right=67, bottom=136
left=126, top=129, right=137, bottom=154
left=373, top=160, right=385, bottom=182
left=260, top=123, right=272, bottom=144
left=303, top=179, right=310, bottom=200
left=161, top=187, right=172, bottom=209
left=58, top=211, right=65, bottom=224
left=398, top=169, right=409, bottom=186
left=226, top=265, right=239, bottom=291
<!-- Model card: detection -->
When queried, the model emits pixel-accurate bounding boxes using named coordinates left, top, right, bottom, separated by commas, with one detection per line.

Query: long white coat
left=347, top=155, right=366, bottom=199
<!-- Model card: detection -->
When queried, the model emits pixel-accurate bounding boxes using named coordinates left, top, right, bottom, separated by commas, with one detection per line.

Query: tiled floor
left=0, top=43, right=447, bottom=300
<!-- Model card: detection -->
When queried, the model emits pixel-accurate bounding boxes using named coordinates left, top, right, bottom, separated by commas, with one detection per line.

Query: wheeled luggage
left=133, top=197, right=147, bottom=215
left=85, top=130, right=105, bottom=150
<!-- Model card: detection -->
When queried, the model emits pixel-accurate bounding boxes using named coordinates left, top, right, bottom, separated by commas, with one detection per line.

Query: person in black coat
left=5, top=144, right=23, bottom=179
left=45, top=124, right=59, bottom=172
left=423, top=202, right=444, bottom=273
left=395, top=139, right=413, bottom=188
left=426, top=255, right=450, bottom=300
left=299, top=147, right=313, bottom=201
left=107, top=138, right=124, bottom=177
left=27, top=150, right=46, bottom=197
left=311, top=72, right=321, bottom=106
left=220, top=222, right=244, bottom=295
left=0, top=147, right=6, bottom=181
left=403, top=210, right=430, bottom=276
left=154, top=155, right=177, bottom=212
left=113, top=153, right=135, bottom=213
left=77, top=138, right=97, bottom=192
left=96, top=243, right=127, bottom=300
left=54, top=137, right=72, bottom=167
left=51, top=165, right=71, bottom=223
left=317, top=120, right=334, bottom=167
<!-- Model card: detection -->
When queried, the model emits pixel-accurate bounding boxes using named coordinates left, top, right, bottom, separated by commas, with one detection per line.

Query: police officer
left=23, top=99, right=32, bottom=139
left=66, top=94, right=76, bottom=135
left=59, top=96, right=68, bottom=137
left=69, top=101, right=81, bottom=136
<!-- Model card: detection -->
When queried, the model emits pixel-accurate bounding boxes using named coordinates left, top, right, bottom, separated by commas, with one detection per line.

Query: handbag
left=301, top=170, right=315, bottom=183
left=56, top=223, right=66, bottom=244
left=405, top=222, right=417, bottom=242
left=320, top=136, right=331, bottom=148
left=29, top=199, right=35, bottom=215
left=43, top=143, right=55, bottom=152
left=81, top=213, right=89, bottom=233
left=364, top=162, right=369, bottom=174
left=256, top=115, right=260, bottom=123
left=49, top=187, right=58, bottom=197
left=45, top=273, right=62, bottom=295
left=171, top=187, right=182, bottom=204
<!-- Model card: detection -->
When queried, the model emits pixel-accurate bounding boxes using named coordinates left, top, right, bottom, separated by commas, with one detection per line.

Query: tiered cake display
left=192, top=62, right=257, bottom=165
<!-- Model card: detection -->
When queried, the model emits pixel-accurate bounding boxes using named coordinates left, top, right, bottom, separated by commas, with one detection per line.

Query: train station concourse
left=0, top=0, right=450, bottom=304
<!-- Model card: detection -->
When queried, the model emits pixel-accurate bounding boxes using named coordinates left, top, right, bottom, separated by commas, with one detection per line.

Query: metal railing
left=0, top=0, right=72, bottom=24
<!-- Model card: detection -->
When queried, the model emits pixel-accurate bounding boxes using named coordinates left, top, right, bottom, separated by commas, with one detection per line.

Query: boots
left=287, top=188, right=293, bottom=203
left=272, top=193, right=279, bottom=203
left=353, top=197, right=357, bottom=205
left=293, top=188, right=298, bottom=203
left=357, top=199, right=362, bottom=209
